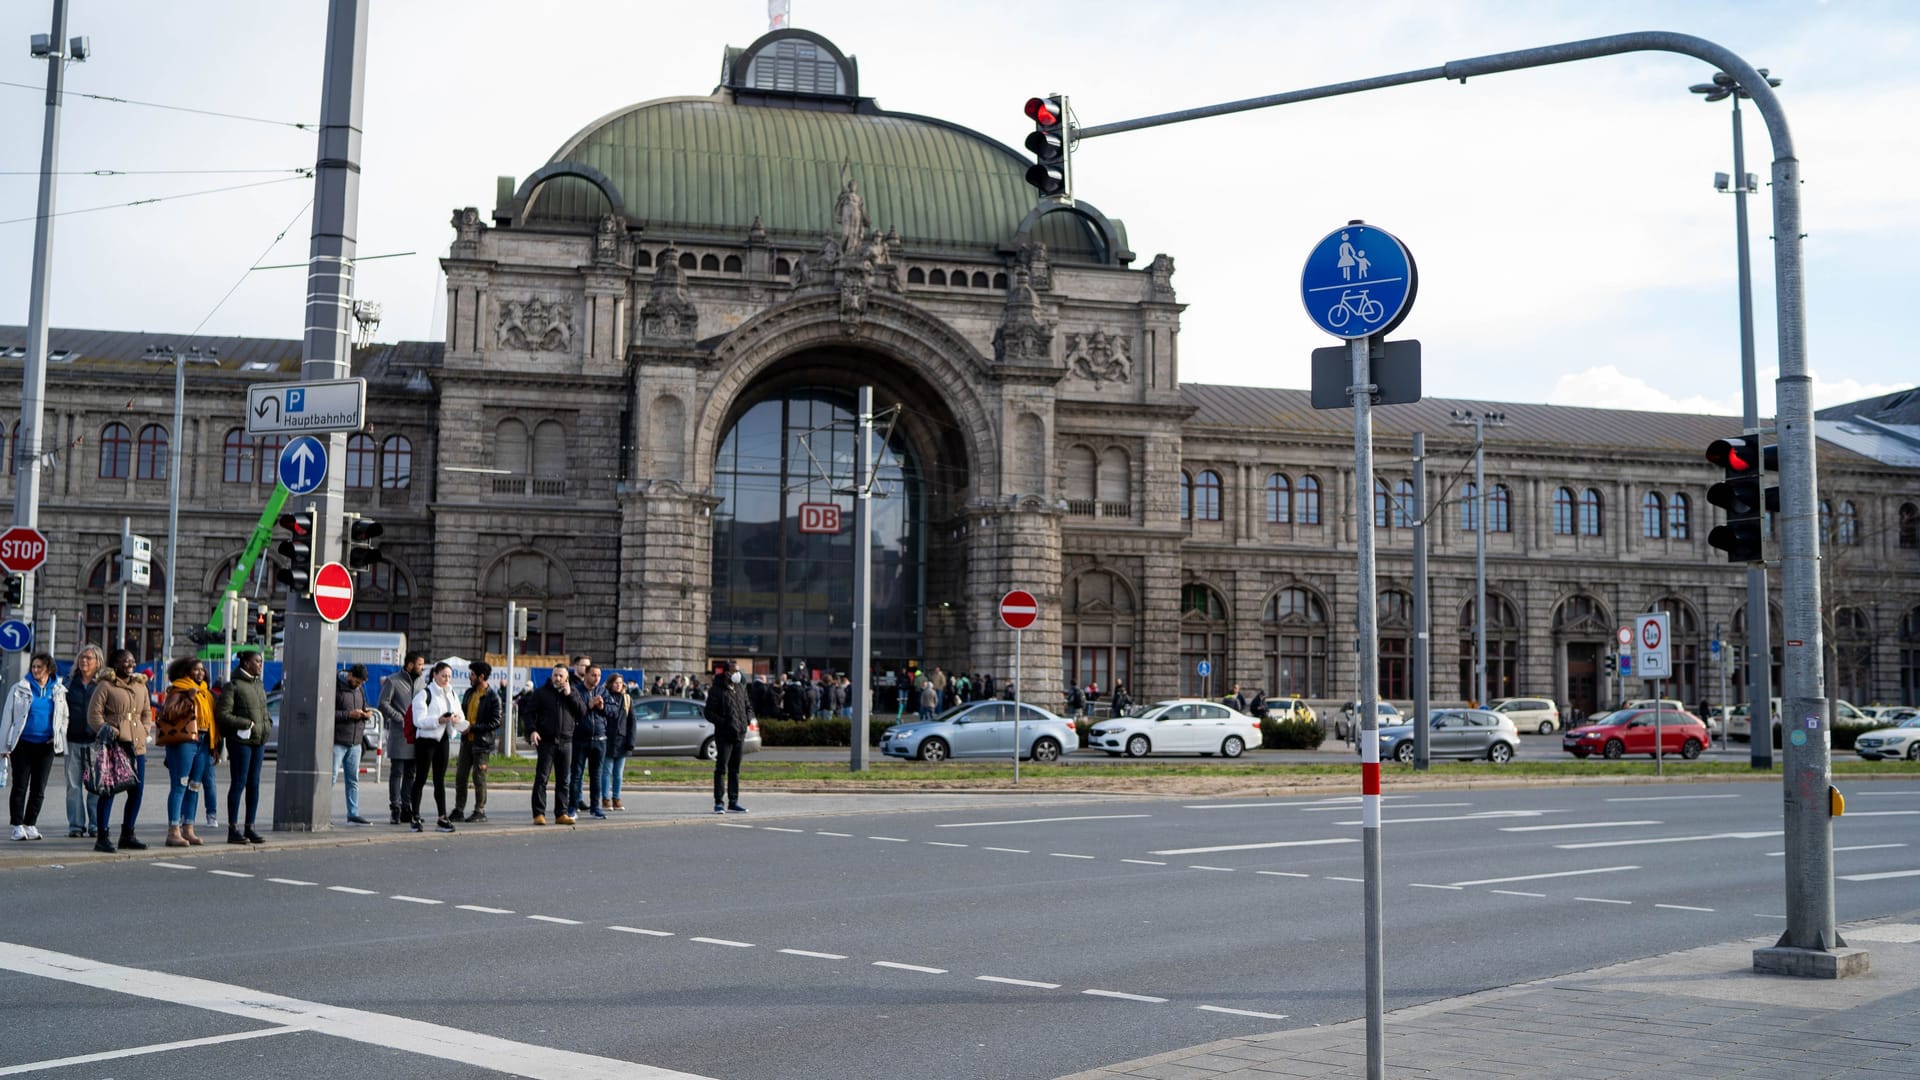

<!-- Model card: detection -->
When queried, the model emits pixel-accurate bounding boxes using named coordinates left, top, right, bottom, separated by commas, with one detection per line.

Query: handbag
left=85, top=739, right=139, bottom=796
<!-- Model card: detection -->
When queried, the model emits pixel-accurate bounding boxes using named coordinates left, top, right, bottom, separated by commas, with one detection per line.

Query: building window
left=1065, top=445, right=1096, bottom=503
left=1374, top=478, right=1391, bottom=528
left=1668, top=493, right=1691, bottom=540
left=1899, top=503, right=1919, bottom=550
left=1374, top=477, right=1411, bottom=528
left=1458, top=595, right=1521, bottom=702
left=1179, top=470, right=1192, bottom=521
left=381, top=435, right=413, bottom=489
left=1377, top=590, right=1412, bottom=699
left=135, top=424, right=169, bottom=481
left=3, top=420, right=14, bottom=476
left=1461, top=481, right=1479, bottom=532
left=481, top=551, right=572, bottom=655
left=1296, top=475, right=1321, bottom=525
left=1819, top=500, right=1832, bottom=541
left=84, top=555, right=168, bottom=660
left=1837, top=500, right=1859, bottom=546
left=1064, top=570, right=1136, bottom=699
left=1264, top=472, right=1290, bottom=523
left=1579, top=488, right=1604, bottom=536
left=1263, top=586, right=1327, bottom=698
left=1489, top=484, right=1511, bottom=533
left=1180, top=583, right=1229, bottom=697
left=1901, top=606, right=1920, bottom=706
left=222, top=428, right=253, bottom=484
left=349, top=561, right=414, bottom=632
left=1834, top=606, right=1872, bottom=703
left=345, top=433, right=377, bottom=489
left=257, top=435, right=285, bottom=485
left=1193, top=469, right=1222, bottom=521
left=99, top=422, right=131, bottom=479
left=1553, top=487, right=1575, bottom=535
left=1642, top=491, right=1664, bottom=539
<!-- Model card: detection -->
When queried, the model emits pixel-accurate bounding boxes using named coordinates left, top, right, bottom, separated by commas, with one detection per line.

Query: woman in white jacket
left=3, top=653, right=68, bottom=841
left=407, top=662, right=464, bottom=833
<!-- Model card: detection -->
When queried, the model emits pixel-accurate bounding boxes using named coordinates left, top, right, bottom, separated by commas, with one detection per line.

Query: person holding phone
left=407, top=662, right=462, bottom=833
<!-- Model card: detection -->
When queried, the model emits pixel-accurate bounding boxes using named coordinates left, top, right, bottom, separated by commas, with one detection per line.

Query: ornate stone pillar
left=967, top=500, right=1064, bottom=704
left=621, top=483, right=720, bottom=675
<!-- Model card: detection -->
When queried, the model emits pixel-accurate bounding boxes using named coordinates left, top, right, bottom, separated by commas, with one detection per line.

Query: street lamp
left=1449, top=409, right=1506, bottom=707
left=1692, top=67, right=1780, bottom=770
left=143, top=344, right=218, bottom=662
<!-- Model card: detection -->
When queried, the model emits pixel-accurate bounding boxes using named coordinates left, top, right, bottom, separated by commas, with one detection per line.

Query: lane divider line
left=1197, top=1005, right=1288, bottom=1020
left=1409, top=884, right=1463, bottom=891
left=528, top=915, right=583, bottom=925
left=457, top=905, right=515, bottom=914
left=1489, top=890, right=1546, bottom=897
left=267, top=878, right=315, bottom=886
left=1448, top=866, right=1639, bottom=888
left=1256, top=871, right=1309, bottom=878
left=327, top=886, right=377, bottom=895
left=868, top=836, right=908, bottom=843
left=925, top=841, right=967, bottom=848
left=208, top=870, right=253, bottom=878
left=977, top=975, right=1060, bottom=989
left=151, top=862, right=195, bottom=870
left=1188, top=865, right=1235, bottom=872
left=1326, top=876, right=1363, bottom=883
left=816, top=831, right=852, bottom=837
left=1051, top=853, right=1096, bottom=860
left=779, top=948, right=847, bottom=960
left=1122, top=859, right=1167, bottom=866
left=0, top=1024, right=304, bottom=1076
left=391, top=896, right=442, bottom=905
left=690, top=937, right=753, bottom=948
left=609, top=927, right=673, bottom=937
left=1574, top=897, right=1633, bottom=905
left=714, top=823, right=753, bottom=830
left=872, top=961, right=945, bottom=974
left=1656, top=904, right=1715, bottom=912
left=983, top=847, right=1029, bottom=854
left=1084, top=989, right=1167, bottom=1004
left=763, top=827, right=804, bottom=834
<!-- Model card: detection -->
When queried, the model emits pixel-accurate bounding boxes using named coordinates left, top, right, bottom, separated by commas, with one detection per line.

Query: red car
left=1562, top=707, right=1709, bottom=760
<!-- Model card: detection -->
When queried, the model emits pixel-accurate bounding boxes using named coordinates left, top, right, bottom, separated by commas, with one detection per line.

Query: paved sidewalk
left=1062, top=917, right=1920, bottom=1079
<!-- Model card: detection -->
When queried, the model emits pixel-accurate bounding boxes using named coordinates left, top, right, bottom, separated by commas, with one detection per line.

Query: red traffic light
left=277, top=511, right=314, bottom=537
left=1025, top=96, right=1058, bottom=126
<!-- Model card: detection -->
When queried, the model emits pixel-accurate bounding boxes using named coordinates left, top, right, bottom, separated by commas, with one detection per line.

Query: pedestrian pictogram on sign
left=0, top=526, right=48, bottom=574
left=312, top=561, right=355, bottom=623
left=999, top=590, right=1037, bottom=630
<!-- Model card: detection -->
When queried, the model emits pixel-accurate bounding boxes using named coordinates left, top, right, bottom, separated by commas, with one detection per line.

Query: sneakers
left=25, top=825, right=41, bottom=840
left=556, top=814, right=577, bottom=826
left=589, top=808, right=607, bottom=819
left=726, top=804, right=749, bottom=814
left=447, top=810, right=466, bottom=823
left=68, top=827, right=85, bottom=838
left=346, top=815, right=372, bottom=826
left=467, top=811, right=488, bottom=824
left=532, top=814, right=547, bottom=826
left=9, top=825, right=25, bottom=842
left=713, top=803, right=726, bottom=815
left=410, top=819, right=424, bottom=833
left=436, top=819, right=456, bottom=833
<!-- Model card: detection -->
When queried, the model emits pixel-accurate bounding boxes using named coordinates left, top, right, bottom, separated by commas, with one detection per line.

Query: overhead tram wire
left=0, top=167, right=312, bottom=177
left=0, top=173, right=312, bottom=227
left=0, top=79, right=316, bottom=131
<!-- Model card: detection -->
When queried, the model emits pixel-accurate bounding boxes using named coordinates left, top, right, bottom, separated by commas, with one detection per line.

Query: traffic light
left=513, top=605, right=530, bottom=641
left=2, top=575, right=22, bottom=607
left=1706, top=436, right=1779, bottom=564
left=275, top=508, right=317, bottom=594
left=1023, top=93, right=1071, bottom=202
left=1603, top=654, right=1616, bottom=676
left=253, top=606, right=269, bottom=645
left=345, top=514, right=384, bottom=571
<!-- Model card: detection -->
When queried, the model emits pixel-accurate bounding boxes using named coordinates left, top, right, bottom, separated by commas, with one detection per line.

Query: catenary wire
left=0, top=79, right=315, bottom=130
left=0, top=173, right=310, bottom=227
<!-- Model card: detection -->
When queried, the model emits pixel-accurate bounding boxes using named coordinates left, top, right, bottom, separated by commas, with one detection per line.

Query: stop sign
left=312, top=561, right=355, bottom=623
left=999, top=589, right=1038, bottom=631
left=0, top=526, right=48, bottom=574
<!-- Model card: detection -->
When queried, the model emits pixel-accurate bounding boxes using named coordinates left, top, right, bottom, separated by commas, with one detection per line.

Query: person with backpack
left=155, top=657, right=213, bottom=847
left=407, top=661, right=462, bottom=833
left=378, top=651, right=426, bottom=825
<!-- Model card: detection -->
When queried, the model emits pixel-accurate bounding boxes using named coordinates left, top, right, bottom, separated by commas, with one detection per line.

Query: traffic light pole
left=275, top=0, right=368, bottom=833
left=1350, top=335, right=1385, bottom=1077
left=1732, top=91, right=1775, bottom=772
left=849, top=386, right=874, bottom=773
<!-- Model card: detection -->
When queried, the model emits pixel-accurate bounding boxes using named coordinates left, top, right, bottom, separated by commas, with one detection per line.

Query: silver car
left=1363, top=708, right=1520, bottom=764
left=624, top=695, right=762, bottom=760
left=878, top=700, right=1074, bottom=763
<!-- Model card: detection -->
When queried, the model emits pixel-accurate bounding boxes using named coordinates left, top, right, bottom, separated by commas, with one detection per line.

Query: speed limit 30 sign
left=1634, top=612, right=1671, bottom=678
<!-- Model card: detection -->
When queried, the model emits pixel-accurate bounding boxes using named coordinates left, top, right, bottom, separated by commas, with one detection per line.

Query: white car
left=1854, top=716, right=1920, bottom=761
left=1087, top=699, right=1264, bottom=758
left=1730, top=697, right=1869, bottom=743
left=1491, top=696, right=1561, bottom=735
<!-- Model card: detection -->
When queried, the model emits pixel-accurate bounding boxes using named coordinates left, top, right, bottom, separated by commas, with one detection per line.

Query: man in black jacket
left=331, top=664, right=374, bottom=826
left=525, top=665, right=583, bottom=825
left=704, top=662, right=752, bottom=815
left=451, top=661, right=501, bottom=824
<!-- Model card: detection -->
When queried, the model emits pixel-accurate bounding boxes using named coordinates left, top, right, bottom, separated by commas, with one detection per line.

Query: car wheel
left=1221, top=735, right=1245, bottom=759
left=698, top=737, right=716, bottom=761
left=1488, top=742, right=1513, bottom=764
left=1393, top=741, right=1415, bottom=764
left=1681, top=738, right=1702, bottom=760
left=1603, top=739, right=1624, bottom=760
left=1125, top=734, right=1151, bottom=758
left=918, top=737, right=949, bottom=762
left=1908, top=742, right=1919, bottom=762
left=1538, top=720, right=1555, bottom=735
left=1030, top=737, right=1062, bottom=763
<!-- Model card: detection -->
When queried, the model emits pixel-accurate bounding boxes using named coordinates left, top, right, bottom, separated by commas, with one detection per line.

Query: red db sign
left=797, top=503, right=841, bottom=535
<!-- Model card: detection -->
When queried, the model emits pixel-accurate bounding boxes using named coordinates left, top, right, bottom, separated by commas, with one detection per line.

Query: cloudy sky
left=2, top=0, right=1915, bottom=415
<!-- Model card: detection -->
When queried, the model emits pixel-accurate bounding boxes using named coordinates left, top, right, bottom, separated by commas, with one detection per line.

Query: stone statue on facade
left=497, top=297, right=575, bottom=353
left=993, top=267, right=1054, bottom=365
left=833, top=160, right=870, bottom=258
left=1065, top=328, right=1132, bottom=386
left=639, top=242, right=698, bottom=342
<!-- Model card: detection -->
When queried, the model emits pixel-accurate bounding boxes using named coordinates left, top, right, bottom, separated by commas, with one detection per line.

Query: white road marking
left=609, top=927, right=673, bottom=937
left=457, top=905, right=515, bottom=914
left=1575, top=897, right=1633, bottom=905
left=1122, top=859, right=1167, bottom=866
left=1326, top=876, right=1364, bottom=883
left=925, top=841, right=968, bottom=848
left=1450, top=865, right=1639, bottom=887
left=873, top=961, right=945, bottom=974
left=151, top=862, right=195, bottom=870
left=762, top=827, right=804, bottom=833
left=1556, top=831, right=1779, bottom=850
left=1300, top=802, right=1472, bottom=812
left=1756, top=913, right=1788, bottom=918
left=977, top=975, right=1060, bottom=988
left=0, top=1025, right=303, bottom=1076
left=1835, top=810, right=1920, bottom=817
left=1606, top=794, right=1741, bottom=802
left=1769, top=843, right=1907, bottom=857
left=1337, top=811, right=1548, bottom=826
left=0, top=941, right=716, bottom=1079
left=1256, top=870, right=1310, bottom=878
left=391, top=895, right=442, bottom=905
left=714, top=822, right=753, bottom=829
left=1656, top=904, right=1716, bottom=912
left=983, top=846, right=1029, bottom=854
left=1499, top=820, right=1662, bottom=832
left=1084, top=989, right=1167, bottom=1003
left=1188, top=865, right=1235, bottom=872
left=868, top=836, right=909, bottom=842
left=1489, top=890, right=1547, bottom=898
left=690, top=936, right=753, bottom=948
left=1840, top=868, right=1920, bottom=882
left=1409, top=884, right=1463, bottom=891
left=208, top=870, right=253, bottom=878
left=327, top=886, right=377, bottom=895
left=779, top=948, right=847, bottom=960
left=1196, top=1005, right=1288, bottom=1020
left=816, top=831, right=852, bottom=837
left=1856, top=791, right=1920, bottom=797
left=267, top=878, right=315, bottom=886
left=938, top=814, right=1152, bottom=828
left=528, top=915, right=582, bottom=925
left=1051, top=853, right=1096, bottom=860
left=1152, top=838, right=1356, bottom=856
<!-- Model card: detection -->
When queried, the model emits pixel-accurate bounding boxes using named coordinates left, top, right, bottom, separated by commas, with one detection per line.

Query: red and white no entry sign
left=999, top=589, right=1037, bottom=630
left=313, top=561, right=355, bottom=623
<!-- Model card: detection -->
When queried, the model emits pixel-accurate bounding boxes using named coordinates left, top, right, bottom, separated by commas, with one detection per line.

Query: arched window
left=1837, top=500, right=1859, bottom=546
left=1263, top=586, right=1327, bottom=698
left=1668, top=493, right=1691, bottom=540
left=1180, top=583, right=1228, bottom=695
left=1377, top=589, right=1413, bottom=698
left=1579, top=488, right=1604, bottom=536
left=135, top=424, right=169, bottom=481
left=929, top=269, right=947, bottom=286
left=345, top=433, right=377, bottom=489
left=1265, top=472, right=1291, bottom=524
left=1064, top=570, right=1136, bottom=698
left=1374, top=478, right=1391, bottom=528
left=1064, top=445, right=1097, bottom=503
left=257, top=435, right=285, bottom=485
left=1458, top=595, right=1521, bottom=701
left=1489, top=484, right=1511, bottom=533
left=1819, top=500, right=1832, bottom=541
left=700, top=253, right=720, bottom=271
left=971, top=271, right=990, bottom=288
left=481, top=550, right=574, bottom=655
left=222, top=428, right=253, bottom=484
left=678, top=251, right=697, bottom=270
left=1178, top=470, right=1193, bottom=520
left=1553, top=487, right=1575, bottom=535
left=1193, top=469, right=1222, bottom=521
left=1096, top=447, right=1129, bottom=509
left=1641, top=491, right=1664, bottom=538
left=84, top=555, right=168, bottom=660
left=98, top=422, right=131, bottom=479
left=1296, top=475, right=1321, bottom=525
left=381, top=435, right=412, bottom=489
left=495, top=418, right=528, bottom=474
left=1394, top=479, right=1413, bottom=527
left=1834, top=606, right=1872, bottom=703
left=723, top=254, right=743, bottom=273
left=1461, top=481, right=1479, bottom=532
left=532, top=420, right=566, bottom=477
left=1900, top=503, right=1919, bottom=550
left=907, top=267, right=925, bottom=284
left=349, top=561, right=414, bottom=633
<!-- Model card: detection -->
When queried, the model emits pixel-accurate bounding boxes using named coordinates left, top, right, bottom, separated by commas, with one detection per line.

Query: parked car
left=1265, top=697, right=1316, bottom=725
left=1334, top=701, right=1404, bottom=740
left=1491, top=696, right=1561, bottom=735
left=1563, top=707, right=1709, bottom=760
left=625, top=695, right=762, bottom=759
left=1853, top=716, right=1920, bottom=761
left=1725, top=698, right=1779, bottom=742
left=1087, top=699, right=1264, bottom=758
left=1728, top=697, right=1870, bottom=744
left=878, top=700, right=1073, bottom=762
left=1362, top=708, right=1520, bottom=764
left=1623, top=698, right=1718, bottom=736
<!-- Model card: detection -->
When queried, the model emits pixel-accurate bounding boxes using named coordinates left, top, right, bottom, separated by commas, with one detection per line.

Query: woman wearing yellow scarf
left=156, top=657, right=215, bottom=847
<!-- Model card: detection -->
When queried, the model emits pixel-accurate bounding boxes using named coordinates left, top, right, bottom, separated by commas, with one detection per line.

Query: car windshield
left=1583, top=710, right=1618, bottom=725
left=1898, top=717, right=1920, bottom=729
left=931, top=704, right=976, bottom=723
left=1134, top=703, right=1179, bottom=721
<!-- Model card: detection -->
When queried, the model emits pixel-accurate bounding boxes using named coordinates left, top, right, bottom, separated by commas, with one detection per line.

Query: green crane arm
left=203, top=483, right=290, bottom=636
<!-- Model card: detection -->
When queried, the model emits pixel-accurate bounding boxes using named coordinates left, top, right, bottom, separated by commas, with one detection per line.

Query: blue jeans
left=330, top=742, right=362, bottom=819
left=569, top=737, right=604, bottom=810
left=226, top=739, right=265, bottom=829
left=164, top=741, right=203, bottom=826
left=193, top=736, right=219, bottom=824
left=96, top=751, right=144, bottom=835
left=64, top=743, right=97, bottom=833
left=601, top=750, right=627, bottom=802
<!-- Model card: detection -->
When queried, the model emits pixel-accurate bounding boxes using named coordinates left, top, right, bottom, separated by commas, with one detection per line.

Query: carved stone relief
left=1064, top=329, right=1132, bottom=386
left=638, top=243, right=698, bottom=342
left=496, top=297, right=575, bottom=353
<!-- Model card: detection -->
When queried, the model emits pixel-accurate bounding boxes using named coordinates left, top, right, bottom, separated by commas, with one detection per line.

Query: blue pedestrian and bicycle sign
left=1300, top=222, right=1417, bottom=340
left=0, top=619, right=32, bottom=652
left=1195, top=660, right=1212, bottom=678
left=278, top=435, right=329, bottom=495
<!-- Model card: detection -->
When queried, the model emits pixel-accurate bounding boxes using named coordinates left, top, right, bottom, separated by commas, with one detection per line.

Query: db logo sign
left=797, top=503, right=842, bottom=535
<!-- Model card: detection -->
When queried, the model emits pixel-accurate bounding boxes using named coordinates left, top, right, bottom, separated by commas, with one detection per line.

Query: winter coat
left=409, top=680, right=462, bottom=742
left=215, top=667, right=271, bottom=746
left=1, top=674, right=68, bottom=755
left=334, top=673, right=370, bottom=748
left=705, top=677, right=751, bottom=740
left=64, top=676, right=96, bottom=745
left=525, top=680, right=584, bottom=742
left=156, top=678, right=213, bottom=747
left=87, top=670, right=152, bottom=755
left=377, top=670, right=420, bottom=761
left=596, top=687, right=629, bottom=749
left=462, top=683, right=502, bottom=754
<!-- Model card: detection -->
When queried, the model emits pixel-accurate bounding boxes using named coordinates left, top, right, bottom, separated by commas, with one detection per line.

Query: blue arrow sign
left=278, top=435, right=328, bottom=495
left=1195, top=660, right=1212, bottom=678
left=0, top=619, right=32, bottom=652
left=1301, top=223, right=1416, bottom=340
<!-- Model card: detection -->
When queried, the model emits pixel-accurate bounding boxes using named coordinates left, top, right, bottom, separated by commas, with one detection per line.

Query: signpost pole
left=850, top=385, right=874, bottom=774
left=1012, top=627, right=1022, bottom=784
left=1412, top=432, right=1428, bottom=771
left=1351, top=332, right=1386, bottom=1080
left=116, top=517, right=130, bottom=658
left=505, top=600, right=518, bottom=757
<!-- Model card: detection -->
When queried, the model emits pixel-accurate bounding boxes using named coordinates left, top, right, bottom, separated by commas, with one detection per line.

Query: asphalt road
left=3, top=777, right=1917, bottom=1078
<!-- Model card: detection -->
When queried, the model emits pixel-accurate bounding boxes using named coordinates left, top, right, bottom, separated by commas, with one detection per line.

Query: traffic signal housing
left=1023, top=94, right=1071, bottom=202
left=2, top=575, right=22, bottom=608
left=1705, top=436, right=1779, bottom=564
left=275, top=509, right=317, bottom=595
left=345, top=514, right=384, bottom=571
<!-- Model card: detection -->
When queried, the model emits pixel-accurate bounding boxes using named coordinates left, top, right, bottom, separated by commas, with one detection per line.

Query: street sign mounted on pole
left=999, top=590, right=1037, bottom=630
left=0, top=619, right=32, bottom=652
left=277, top=435, right=329, bottom=495
left=1310, top=339, right=1422, bottom=409
left=1300, top=222, right=1417, bottom=339
left=0, top=526, right=47, bottom=574
left=246, top=377, right=367, bottom=436
left=1635, top=612, right=1671, bottom=679
left=311, top=561, right=355, bottom=624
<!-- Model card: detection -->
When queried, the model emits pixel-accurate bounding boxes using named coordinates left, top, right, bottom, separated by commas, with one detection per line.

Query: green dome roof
left=517, top=95, right=1124, bottom=262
